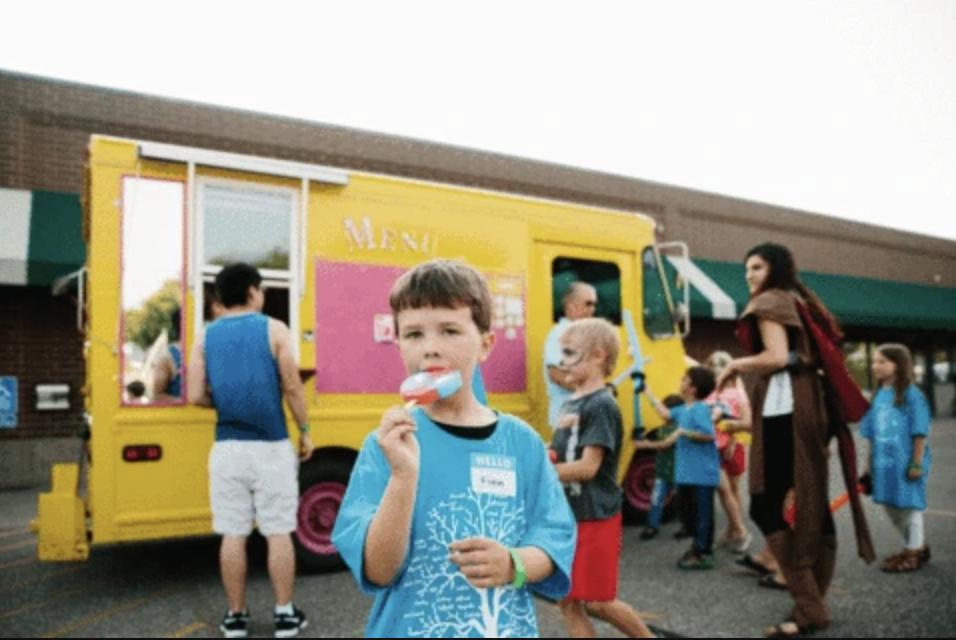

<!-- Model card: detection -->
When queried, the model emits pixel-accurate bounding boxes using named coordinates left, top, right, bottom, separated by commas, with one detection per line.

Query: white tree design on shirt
left=403, top=489, right=535, bottom=638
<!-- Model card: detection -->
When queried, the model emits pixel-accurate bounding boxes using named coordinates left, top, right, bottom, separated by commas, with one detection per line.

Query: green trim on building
left=26, top=190, right=86, bottom=287
left=684, top=258, right=956, bottom=331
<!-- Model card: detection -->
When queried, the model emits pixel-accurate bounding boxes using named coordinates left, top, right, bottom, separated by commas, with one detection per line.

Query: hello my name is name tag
left=470, top=453, right=517, bottom=497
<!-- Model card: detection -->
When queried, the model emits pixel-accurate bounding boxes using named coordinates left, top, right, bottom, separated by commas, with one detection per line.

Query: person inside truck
left=150, top=306, right=183, bottom=403
left=544, top=281, right=597, bottom=432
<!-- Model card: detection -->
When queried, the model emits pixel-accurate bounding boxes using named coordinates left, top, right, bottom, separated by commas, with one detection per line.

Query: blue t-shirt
left=332, top=412, right=576, bottom=638
left=860, top=385, right=931, bottom=510
left=671, top=401, right=720, bottom=488
left=204, top=313, right=288, bottom=442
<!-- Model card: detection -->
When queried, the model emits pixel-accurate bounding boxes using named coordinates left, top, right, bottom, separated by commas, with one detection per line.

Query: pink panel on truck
left=315, top=259, right=527, bottom=394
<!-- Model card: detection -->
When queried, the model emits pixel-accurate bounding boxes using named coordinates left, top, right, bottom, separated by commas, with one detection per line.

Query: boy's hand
left=448, top=537, right=513, bottom=589
left=907, top=463, right=924, bottom=481
left=378, top=405, right=419, bottom=480
left=664, top=429, right=683, bottom=445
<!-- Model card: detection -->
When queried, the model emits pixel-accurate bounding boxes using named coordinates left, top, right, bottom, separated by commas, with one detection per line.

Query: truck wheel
left=294, top=456, right=352, bottom=573
left=621, top=451, right=674, bottom=524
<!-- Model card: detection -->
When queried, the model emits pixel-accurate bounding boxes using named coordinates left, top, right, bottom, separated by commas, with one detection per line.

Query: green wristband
left=908, top=462, right=922, bottom=471
left=508, top=547, right=527, bottom=589
left=299, top=424, right=311, bottom=433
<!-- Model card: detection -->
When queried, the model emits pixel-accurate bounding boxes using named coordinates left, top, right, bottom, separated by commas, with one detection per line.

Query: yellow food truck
left=34, top=135, right=691, bottom=571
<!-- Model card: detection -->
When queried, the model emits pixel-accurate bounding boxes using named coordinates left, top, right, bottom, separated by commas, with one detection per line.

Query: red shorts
left=567, top=511, right=621, bottom=602
left=721, top=441, right=747, bottom=477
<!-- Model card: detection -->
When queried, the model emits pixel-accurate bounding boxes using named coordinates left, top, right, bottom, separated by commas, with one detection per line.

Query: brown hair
left=562, top=317, right=620, bottom=377
left=685, top=365, right=717, bottom=400
left=389, top=259, right=493, bottom=333
left=745, top=242, right=842, bottom=339
left=875, top=343, right=915, bottom=406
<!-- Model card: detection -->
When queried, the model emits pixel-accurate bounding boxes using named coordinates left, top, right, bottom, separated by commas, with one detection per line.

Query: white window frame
left=193, top=177, right=302, bottom=361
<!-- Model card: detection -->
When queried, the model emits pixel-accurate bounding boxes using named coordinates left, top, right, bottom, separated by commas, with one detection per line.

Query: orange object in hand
left=784, top=484, right=863, bottom=529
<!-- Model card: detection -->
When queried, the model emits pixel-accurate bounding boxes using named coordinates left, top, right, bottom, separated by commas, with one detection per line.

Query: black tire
left=293, top=455, right=353, bottom=573
left=621, top=450, right=676, bottom=525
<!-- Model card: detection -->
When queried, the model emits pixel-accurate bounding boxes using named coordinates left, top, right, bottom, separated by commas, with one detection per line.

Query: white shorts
left=209, top=440, right=299, bottom=537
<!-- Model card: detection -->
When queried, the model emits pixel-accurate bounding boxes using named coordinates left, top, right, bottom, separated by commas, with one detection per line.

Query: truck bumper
left=34, top=464, right=90, bottom=561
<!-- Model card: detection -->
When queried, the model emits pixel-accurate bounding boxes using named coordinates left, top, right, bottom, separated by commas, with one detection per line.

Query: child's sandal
left=881, top=549, right=922, bottom=573
left=881, top=551, right=905, bottom=571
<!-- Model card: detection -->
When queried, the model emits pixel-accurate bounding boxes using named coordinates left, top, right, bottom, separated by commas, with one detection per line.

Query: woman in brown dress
left=716, top=243, right=838, bottom=638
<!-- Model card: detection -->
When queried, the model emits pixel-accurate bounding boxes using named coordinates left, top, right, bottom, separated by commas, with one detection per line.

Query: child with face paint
left=551, top=318, right=657, bottom=639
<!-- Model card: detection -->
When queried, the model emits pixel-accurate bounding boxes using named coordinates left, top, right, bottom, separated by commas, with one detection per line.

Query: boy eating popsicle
left=332, top=259, right=576, bottom=638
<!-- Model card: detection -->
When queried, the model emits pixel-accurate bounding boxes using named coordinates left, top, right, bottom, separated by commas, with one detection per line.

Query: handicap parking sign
left=0, top=377, right=17, bottom=428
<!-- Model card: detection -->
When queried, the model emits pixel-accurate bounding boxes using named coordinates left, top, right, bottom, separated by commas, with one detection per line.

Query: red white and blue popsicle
left=400, top=368, right=463, bottom=409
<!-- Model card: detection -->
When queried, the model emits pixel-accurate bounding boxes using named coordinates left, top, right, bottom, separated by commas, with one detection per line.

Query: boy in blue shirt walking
left=638, top=366, right=720, bottom=569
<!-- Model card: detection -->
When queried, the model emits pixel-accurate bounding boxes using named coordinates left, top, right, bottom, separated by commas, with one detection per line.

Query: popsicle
left=400, top=368, right=463, bottom=409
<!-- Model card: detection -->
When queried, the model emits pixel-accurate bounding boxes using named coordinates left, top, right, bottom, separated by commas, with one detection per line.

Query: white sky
left=121, top=178, right=184, bottom=310
left=3, top=1, right=956, bottom=241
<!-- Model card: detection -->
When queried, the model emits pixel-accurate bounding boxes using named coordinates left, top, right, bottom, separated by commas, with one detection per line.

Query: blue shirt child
left=670, top=401, right=720, bottom=488
left=860, top=385, right=931, bottom=511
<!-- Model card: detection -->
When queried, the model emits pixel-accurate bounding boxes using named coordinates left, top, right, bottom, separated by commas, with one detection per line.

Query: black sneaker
left=640, top=526, right=660, bottom=540
left=220, top=609, right=249, bottom=639
left=673, top=528, right=691, bottom=540
left=274, top=605, right=308, bottom=638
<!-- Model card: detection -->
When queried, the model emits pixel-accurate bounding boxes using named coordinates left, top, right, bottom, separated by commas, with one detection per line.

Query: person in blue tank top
left=860, top=343, right=932, bottom=573
left=187, top=263, right=314, bottom=639
left=332, top=259, right=576, bottom=639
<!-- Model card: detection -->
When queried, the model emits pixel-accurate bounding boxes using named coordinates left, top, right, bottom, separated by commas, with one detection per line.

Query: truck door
left=531, top=240, right=689, bottom=522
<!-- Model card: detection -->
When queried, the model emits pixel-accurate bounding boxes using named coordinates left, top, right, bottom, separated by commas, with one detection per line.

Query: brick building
left=2, top=69, right=955, bottom=487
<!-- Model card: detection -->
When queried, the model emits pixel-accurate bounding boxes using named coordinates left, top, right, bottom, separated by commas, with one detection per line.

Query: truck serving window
left=551, top=258, right=622, bottom=325
left=198, top=181, right=298, bottom=331
left=119, top=177, right=187, bottom=406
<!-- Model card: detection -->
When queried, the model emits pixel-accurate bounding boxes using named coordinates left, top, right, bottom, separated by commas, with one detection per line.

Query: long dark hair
left=745, top=242, right=842, bottom=339
left=875, top=343, right=914, bottom=406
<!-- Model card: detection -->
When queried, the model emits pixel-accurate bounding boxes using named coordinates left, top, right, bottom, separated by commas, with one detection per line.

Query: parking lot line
left=0, top=538, right=36, bottom=553
left=0, top=564, right=86, bottom=595
left=0, top=577, right=119, bottom=622
left=0, top=527, right=31, bottom=540
left=38, top=587, right=177, bottom=638
left=0, top=556, right=35, bottom=571
left=167, top=621, right=207, bottom=638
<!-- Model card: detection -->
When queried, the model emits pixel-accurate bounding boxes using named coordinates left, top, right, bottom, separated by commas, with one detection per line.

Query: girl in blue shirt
left=860, top=343, right=931, bottom=573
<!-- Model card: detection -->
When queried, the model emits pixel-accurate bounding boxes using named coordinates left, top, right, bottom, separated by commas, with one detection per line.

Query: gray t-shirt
left=550, top=388, right=623, bottom=521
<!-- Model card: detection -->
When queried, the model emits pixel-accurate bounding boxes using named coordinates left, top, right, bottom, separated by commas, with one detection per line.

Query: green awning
left=677, top=257, right=956, bottom=331
left=801, top=271, right=956, bottom=330
left=0, top=188, right=85, bottom=286
left=665, top=256, right=748, bottom=320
